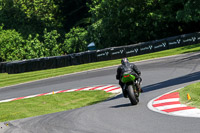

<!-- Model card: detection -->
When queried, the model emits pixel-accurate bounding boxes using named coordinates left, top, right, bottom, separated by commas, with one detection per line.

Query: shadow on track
left=110, top=103, right=132, bottom=108
left=143, top=71, right=200, bottom=92
left=106, top=94, right=122, bottom=101
left=107, top=94, right=138, bottom=108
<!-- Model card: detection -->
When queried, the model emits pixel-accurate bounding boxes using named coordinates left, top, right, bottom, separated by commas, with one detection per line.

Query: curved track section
left=148, top=91, right=200, bottom=118
left=1, top=52, right=200, bottom=133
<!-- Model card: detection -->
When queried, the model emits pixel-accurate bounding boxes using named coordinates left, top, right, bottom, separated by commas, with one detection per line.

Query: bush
left=0, top=27, right=25, bottom=61
left=63, top=27, right=88, bottom=54
left=43, top=29, right=61, bottom=57
left=24, top=34, right=45, bottom=59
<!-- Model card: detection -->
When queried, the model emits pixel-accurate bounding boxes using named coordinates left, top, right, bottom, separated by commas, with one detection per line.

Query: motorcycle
left=121, top=73, right=140, bottom=105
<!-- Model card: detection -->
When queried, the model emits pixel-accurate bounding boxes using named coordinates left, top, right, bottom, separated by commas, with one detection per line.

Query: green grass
left=0, top=90, right=113, bottom=122
left=0, top=43, right=200, bottom=88
left=178, top=82, right=200, bottom=108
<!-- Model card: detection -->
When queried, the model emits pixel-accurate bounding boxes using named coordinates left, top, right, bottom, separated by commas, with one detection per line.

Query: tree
left=15, top=0, right=58, bottom=27
left=88, top=0, right=155, bottom=48
left=63, top=27, right=88, bottom=54
left=54, top=0, right=91, bottom=30
left=177, top=0, right=200, bottom=22
left=88, top=0, right=200, bottom=49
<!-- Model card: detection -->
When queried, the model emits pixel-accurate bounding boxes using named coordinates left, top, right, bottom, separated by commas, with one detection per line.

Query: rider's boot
left=122, top=85, right=128, bottom=98
left=136, top=83, right=143, bottom=93
left=139, top=87, right=143, bottom=93
left=122, top=90, right=128, bottom=98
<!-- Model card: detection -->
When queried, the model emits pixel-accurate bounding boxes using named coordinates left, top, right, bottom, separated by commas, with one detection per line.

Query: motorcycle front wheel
left=127, top=85, right=139, bottom=105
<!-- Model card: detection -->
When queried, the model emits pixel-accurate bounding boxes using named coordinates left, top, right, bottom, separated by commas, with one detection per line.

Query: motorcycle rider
left=116, top=58, right=142, bottom=98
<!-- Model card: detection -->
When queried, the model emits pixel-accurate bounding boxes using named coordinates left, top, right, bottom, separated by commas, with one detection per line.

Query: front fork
left=133, top=82, right=140, bottom=97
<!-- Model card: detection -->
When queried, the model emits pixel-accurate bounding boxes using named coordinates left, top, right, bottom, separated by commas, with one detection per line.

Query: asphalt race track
left=1, top=52, right=200, bottom=133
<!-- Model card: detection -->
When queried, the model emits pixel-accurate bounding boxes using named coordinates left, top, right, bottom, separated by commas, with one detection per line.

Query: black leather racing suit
left=116, top=62, right=141, bottom=96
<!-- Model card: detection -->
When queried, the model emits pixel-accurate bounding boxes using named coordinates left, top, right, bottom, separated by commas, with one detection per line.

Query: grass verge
left=178, top=82, right=200, bottom=108
left=0, top=90, right=113, bottom=122
left=0, top=43, right=200, bottom=88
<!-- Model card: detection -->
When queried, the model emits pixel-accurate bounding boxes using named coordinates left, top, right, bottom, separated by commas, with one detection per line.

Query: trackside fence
left=1, top=32, right=200, bottom=74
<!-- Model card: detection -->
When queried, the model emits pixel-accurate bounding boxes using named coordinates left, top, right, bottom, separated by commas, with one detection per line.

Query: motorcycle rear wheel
left=127, top=85, right=139, bottom=105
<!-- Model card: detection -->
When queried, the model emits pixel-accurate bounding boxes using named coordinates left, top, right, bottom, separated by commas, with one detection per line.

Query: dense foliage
left=88, top=0, right=200, bottom=48
left=0, top=0, right=199, bottom=61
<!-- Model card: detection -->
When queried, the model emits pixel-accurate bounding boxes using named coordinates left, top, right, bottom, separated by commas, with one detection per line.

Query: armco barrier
left=69, top=54, right=79, bottom=65
left=140, top=41, right=154, bottom=54
left=29, top=59, right=41, bottom=71
left=166, top=35, right=182, bottom=49
left=38, top=57, right=57, bottom=70
left=87, top=50, right=97, bottom=63
left=24, top=60, right=32, bottom=72
left=153, top=39, right=168, bottom=52
left=6, top=61, right=19, bottom=74
left=74, top=53, right=84, bottom=65
left=96, top=48, right=111, bottom=61
left=197, top=32, right=200, bottom=43
left=110, top=47, right=125, bottom=60
left=77, top=52, right=87, bottom=64
left=77, top=51, right=97, bottom=64
left=55, top=55, right=72, bottom=68
left=17, top=61, right=27, bottom=73
left=124, top=44, right=140, bottom=57
left=56, top=56, right=67, bottom=68
left=0, top=62, right=7, bottom=73
left=5, top=62, right=12, bottom=74
left=45, top=57, right=57, bottom=69
left=63, top=55, right=72, bottom=67
left=181, top=33, right=197, bottom=46
left=1, top=32, right=200, bottom=74
left=38, top=58, right=46, bottom=70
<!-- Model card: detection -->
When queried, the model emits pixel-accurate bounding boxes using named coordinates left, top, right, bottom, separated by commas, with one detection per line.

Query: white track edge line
left=0, top=84, right=121, bottom=103
left=153, top=98, right=180, bottom=104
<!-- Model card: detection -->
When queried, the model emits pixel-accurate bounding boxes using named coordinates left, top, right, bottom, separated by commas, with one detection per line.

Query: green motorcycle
left=121, top=73, right=140, bottom=105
